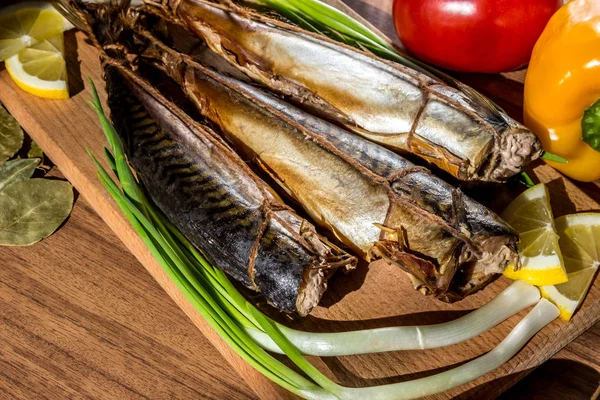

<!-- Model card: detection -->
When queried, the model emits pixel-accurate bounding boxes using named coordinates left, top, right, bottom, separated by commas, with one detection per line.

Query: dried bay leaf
left=0, top=105, right=24, bottom=163
left=0, top=158, right=39, bottom=192
left=0, top=178, right=73, bottom=246
left=27, top=139, right=49, bottom=171
left=28, top=140, right=43, bottom=159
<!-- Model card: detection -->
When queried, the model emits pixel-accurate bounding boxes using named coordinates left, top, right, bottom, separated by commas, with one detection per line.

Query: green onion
left=245, top=280, right=540, bottom=356
left=248, top=298, right=559, bottom=400
left=88, top=78, right=559, bottom=400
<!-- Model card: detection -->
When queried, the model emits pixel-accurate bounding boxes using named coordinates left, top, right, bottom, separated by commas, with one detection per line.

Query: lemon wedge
left=540, top=213, right=600, bottom=321
left=5, top=34, right=69, bottom=99
left=501, top=183, right=568, bottom=286
left=0, top=2, right=72, bottom=61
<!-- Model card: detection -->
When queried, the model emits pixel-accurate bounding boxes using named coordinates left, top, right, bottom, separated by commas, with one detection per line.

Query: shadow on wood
left=455, top=358, right=600, bottom=399
left=317, top=258, right=371, bottom=309
left=452, top=71, right=527, bottom=123
left=572, top=181, right=600, bottom=212
left=546, top=178, right=579, bottom=217
left=498, top=359, right=600, bottom=400
left=65, top=30, right=84, bottom=97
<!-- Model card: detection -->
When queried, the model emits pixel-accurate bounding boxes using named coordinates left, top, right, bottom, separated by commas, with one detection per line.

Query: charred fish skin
left=154, top=0, right=542, bottom=183
left=214, top=76, right=518, bottom=243
left=56, top=0, right=357, bottom=315
left=107, top=66, right=260, bottom=289
left=104, top=63, right=355, bottom=315
left=238, top=80, right=515, bottom=240
left=92, top=12, right=517, bottom=300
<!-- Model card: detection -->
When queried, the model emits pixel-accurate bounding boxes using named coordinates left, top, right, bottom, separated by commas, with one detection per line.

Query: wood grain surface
left=0, top=0, right=599, bottom=399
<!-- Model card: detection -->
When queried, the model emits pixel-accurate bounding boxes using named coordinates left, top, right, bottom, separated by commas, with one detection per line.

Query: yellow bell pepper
left=524, top=0, right=600, bottom=182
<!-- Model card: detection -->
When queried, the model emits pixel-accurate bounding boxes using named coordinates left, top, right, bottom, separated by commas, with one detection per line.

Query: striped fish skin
left=184, top=70, right=519, bottom=300
left=158, top=0, right=542, bottom=183
left=105, top=63, right=355, bottom=315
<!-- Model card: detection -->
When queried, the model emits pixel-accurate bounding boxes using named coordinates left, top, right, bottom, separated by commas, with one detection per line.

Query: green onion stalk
left=88, top=78, right=559, bottom=400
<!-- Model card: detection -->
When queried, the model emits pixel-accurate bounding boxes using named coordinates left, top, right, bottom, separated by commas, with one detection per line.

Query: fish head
left=491, top=119, right=544, bottom=182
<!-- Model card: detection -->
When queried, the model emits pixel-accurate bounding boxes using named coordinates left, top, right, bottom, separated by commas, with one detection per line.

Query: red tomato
left=392, top=0, right=562, bottom=73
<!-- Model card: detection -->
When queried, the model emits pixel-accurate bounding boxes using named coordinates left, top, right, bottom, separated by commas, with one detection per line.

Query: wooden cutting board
left=0, top=1, right=598, bottom=399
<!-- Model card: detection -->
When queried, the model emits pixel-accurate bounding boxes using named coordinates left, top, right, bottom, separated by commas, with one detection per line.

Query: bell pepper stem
left=582, top=98, right=600, bottom=152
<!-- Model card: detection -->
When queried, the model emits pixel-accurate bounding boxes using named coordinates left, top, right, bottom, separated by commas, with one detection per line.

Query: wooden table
left=1, top=0, right=600, bottom=399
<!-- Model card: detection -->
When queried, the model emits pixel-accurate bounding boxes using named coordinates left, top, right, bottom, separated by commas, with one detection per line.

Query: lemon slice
left=5, top=34, right=69, bottom=99
left=0, top=2, right=72, bottom=61
left=540, top=213, right=600, bottom=321
left=501, top=183, right=568, bottom=286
